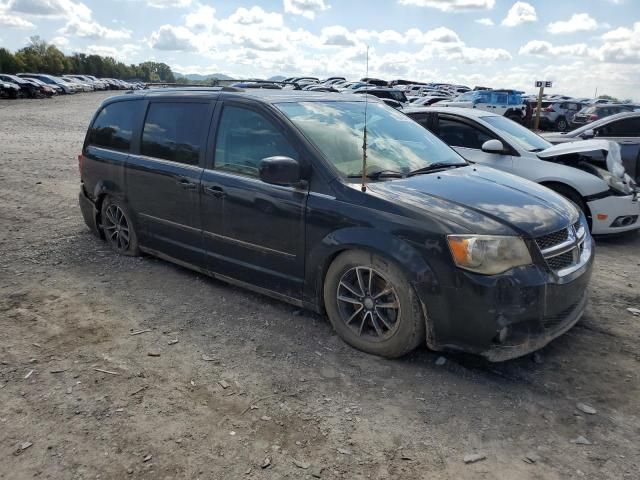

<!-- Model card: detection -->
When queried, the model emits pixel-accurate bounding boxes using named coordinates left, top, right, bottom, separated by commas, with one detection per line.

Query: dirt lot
left=1, top=92, right=639, bottom=480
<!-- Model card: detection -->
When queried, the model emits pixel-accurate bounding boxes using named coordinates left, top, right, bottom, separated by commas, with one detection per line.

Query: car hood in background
left=537, top=139, right=628, bottom=180
left=367, top=165, right=578, bottom=238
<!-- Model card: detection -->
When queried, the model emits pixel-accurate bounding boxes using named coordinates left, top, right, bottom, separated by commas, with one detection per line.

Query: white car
left=405, top=107, right=639, bottom=235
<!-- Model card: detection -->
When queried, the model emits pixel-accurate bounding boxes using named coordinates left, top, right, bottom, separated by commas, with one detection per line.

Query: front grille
left=547, top=250, right=575, bottom=270
left=535, top=228, right=568, bottom=251
left=535, top=222, right=587, bottom=276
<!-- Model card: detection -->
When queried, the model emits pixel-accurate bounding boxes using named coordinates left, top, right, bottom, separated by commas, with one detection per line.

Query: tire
left=100, top=196, right=139, bottom=256
left=556, top=117, right=568, bottom=132
left=506, top=113, right=522, bottom=124
left=323, top=250, right=426, bottom=358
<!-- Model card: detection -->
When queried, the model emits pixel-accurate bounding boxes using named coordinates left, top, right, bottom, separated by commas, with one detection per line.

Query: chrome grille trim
left=536, top=221, right=590, bottom=277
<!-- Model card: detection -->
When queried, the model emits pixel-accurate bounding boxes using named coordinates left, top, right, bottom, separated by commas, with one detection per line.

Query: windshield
left=483, top=116, right=552, bottom=152
left=276, top=101, right=465, bottom=178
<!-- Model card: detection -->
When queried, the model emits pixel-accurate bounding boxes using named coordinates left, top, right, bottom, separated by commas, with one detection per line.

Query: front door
left=435, top=115, right=515, bottom=172
left=200, top=102, right=307, bottom=299
left=126, top=100, right=214, bottom=265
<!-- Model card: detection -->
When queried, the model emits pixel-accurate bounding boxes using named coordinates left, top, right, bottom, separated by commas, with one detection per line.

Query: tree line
left=0, top=36, right=175, bottom=83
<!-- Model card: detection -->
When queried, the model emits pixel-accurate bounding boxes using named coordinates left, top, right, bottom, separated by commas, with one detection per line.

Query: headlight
left=447, top=235, right=532, bottom=275
left=594, top=165, right=632, bottom=195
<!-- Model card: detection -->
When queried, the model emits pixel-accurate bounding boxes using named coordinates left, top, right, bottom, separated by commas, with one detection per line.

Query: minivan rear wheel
left=101, top=196, right=139, bottom=256
left=324, top=250, right=425, bottom=358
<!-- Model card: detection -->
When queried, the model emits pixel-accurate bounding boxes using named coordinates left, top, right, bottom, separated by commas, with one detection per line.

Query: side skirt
left=139, top=246, right=320, bottom=312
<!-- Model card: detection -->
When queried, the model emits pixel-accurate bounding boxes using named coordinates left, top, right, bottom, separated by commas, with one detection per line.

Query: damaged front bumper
left=422, top=236, right=595, bottom=362
left=587, top=192, right=640, bottom=234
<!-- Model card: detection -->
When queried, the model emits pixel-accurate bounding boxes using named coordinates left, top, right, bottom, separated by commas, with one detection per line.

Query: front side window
left=276, top=101, right=465, bottom=178
left=141, top=102, right=209, bottom=165
left=214, top=105, right=297, bottom=177
left=438, top=118, right=493, bottom=149
left=89, top=101, right=141, bottom=152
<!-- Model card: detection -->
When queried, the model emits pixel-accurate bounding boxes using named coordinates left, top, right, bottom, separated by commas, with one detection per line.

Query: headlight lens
left=447, top=235, right=532, bottom=275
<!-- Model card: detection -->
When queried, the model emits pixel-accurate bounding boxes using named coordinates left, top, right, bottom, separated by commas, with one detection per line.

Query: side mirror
left=581, top=129, right=595, bottom=139
left=481, top=139, right=506, bottom=154
left=259, top=156, right=301, bottom=186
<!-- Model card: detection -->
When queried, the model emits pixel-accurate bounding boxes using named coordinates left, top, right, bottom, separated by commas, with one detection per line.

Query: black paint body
left=79, top=89, right=594, bottom=360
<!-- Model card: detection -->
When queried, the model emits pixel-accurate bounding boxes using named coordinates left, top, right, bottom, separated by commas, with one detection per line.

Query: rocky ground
left=1, top=92, right=639, bottom=480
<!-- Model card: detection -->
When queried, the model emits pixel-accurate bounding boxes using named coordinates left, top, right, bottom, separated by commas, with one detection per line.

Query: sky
left=1, top=0, right=639, bottom=99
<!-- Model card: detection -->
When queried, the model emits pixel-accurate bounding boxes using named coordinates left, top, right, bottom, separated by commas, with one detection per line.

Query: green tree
left=0, top=48, right=24, bottom=73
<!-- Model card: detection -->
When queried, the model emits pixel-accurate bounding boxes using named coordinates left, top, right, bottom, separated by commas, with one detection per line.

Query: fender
left=92, top=179, right=126, bottom=204
left=304, top=226, right=440, bottom=311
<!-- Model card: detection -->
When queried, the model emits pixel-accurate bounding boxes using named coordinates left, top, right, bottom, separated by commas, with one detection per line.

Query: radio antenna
left=361, top=45, right=369, bottom=193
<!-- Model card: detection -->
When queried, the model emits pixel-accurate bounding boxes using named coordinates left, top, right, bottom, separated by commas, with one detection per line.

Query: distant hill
left=268, top=75, right=287, bottom=81
left=175, top=73, right=235, bottom=81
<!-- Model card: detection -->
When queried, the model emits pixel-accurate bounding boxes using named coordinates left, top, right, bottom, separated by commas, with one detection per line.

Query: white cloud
left=595, top=21, right=640, bottom=63
left=6, top=0, right=91, bottom=21
left=85, top=43, right=141, bottom=60
left=0, top=8, right=35, bottom=28
left=50, top=35, right=69, bottom=47
left=149, top=24, right=196, bottom=51
left=501, top=2, right=537, bottom=27
left=519, top=40, right=589, bottom=57
left=321, top=25, right=357, bottom=46
left=548, top=13, right=598, bottom=34
left=60, top=20, right=131, bottom=40
left=146, top=0, right=191, bottom=8
left=228, top=6, right=283, bottom=28
left=398, top=0, right=495, bottom=11
left=475, top=17, right=494, bottom=26
left=184, top=5, right=216, bottom=30
left=283, top=0, right=329, bottom=19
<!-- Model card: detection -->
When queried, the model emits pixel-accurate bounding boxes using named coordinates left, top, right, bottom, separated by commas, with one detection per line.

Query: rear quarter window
left=89, top=101, right=141, bottom=152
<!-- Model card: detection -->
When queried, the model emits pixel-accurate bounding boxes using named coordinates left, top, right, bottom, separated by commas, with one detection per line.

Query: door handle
left=178, top=178, right=197, bottom=190
left=205, top=186, right=226, bottom=198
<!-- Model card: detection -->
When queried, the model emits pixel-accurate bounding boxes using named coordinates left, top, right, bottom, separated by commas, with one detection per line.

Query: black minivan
left=79, top=88, right=594, bottom=361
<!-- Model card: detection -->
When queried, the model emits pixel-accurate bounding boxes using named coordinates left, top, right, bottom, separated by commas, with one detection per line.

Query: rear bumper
left=79, top=188, right=102, bottom=238
left=422, top=239, right=594, bottom=361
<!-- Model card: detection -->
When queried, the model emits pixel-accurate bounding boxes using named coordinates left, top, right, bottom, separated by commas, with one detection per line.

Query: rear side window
left=597, top=118, right=640, bottom=137
left=141, top=102, right=209, bottom=165
left=89, top=101, right=140, bottom=152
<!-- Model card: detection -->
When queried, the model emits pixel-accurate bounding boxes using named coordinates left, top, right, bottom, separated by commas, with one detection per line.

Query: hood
left=367, top=165, right=578, bottom=237
left=538, top=139, right=631, bottom=182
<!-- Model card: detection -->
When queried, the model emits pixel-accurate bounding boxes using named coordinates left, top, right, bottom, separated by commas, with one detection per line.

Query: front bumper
left=422, top=237, right=594, bottom=361
left=587, top=193, right=640, bottom=234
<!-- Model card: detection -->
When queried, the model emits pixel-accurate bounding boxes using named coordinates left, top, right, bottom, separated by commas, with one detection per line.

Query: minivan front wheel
left=101, top=197, right=139, bottom=256
left=324, top=250, right=425, bottom=358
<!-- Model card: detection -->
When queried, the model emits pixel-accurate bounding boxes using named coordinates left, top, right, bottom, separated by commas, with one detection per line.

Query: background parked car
left=538, top=101, right=586, bottom=132
left=571, top=104, right=638, bottom=128
left=18, top=73, right=74, bottom=94
left=543, top=112, right=640, bottom=183
left=0, top=74, right=42, bottom=98
left=0, top=79, right=20, bottom=98
left=352, top=86, right=409, bottom=106
left=435, top=89, right=526, bottom=123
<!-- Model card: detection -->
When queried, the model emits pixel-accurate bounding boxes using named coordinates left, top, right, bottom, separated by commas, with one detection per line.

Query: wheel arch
left=539, top=180, right=592, bottom=223
left=306, top=227, right=440, bottom=313
left=91, top=180, right=127, bottom=236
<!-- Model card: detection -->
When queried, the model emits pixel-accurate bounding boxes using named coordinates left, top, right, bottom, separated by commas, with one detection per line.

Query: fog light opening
left=610, top=215, right=638, bottom=228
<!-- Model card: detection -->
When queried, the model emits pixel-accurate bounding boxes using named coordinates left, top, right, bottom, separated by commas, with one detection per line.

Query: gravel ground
left=1, top=92, right=639, bottom=480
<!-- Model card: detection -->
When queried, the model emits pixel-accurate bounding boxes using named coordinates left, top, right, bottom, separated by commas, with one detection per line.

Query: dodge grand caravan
left=79, top=88, right=594, bottom=361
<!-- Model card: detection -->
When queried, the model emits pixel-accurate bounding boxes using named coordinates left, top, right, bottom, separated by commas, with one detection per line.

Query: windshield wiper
left=347, top=169, right=406, bottom=180
left=407, top=162, right=466, bottom=177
